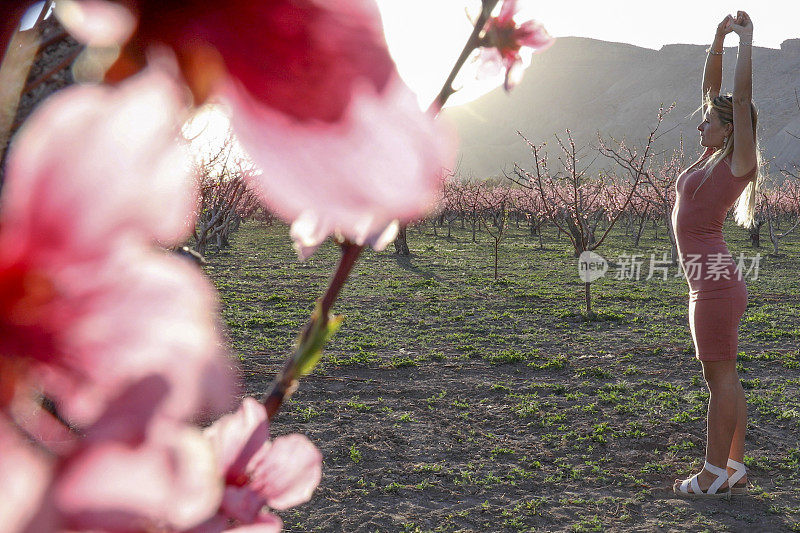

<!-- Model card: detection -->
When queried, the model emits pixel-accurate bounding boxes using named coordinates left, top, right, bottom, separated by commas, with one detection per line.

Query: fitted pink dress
left=671, top=147, right=756, bottom=361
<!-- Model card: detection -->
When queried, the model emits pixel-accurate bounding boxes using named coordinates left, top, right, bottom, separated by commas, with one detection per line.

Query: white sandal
left=727, top=458, right=748, bottom=495
left=673, top=461, right=731, bottom=499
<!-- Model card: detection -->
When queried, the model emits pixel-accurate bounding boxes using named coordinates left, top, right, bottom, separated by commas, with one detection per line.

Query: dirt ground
left=206, top=222, right=800, bottom=532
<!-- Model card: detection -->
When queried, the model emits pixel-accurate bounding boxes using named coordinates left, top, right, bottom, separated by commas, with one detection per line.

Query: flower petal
left=0, top=417, right=51, bottom=532
left=55, top=424, right=222, bottom=531
left=131, top=0, right=394, bottom=121
left=220, top=485, right=264, bottom=524
left=516, top=20, right=555, bottom=50
left=228, top=73, right=454, bottom=257
left=247, top=434, right=322, bottom=510
left=42, top=246, right=235, bottom=426
left=1, top=62, right=195, bottom=262
left=226, top=512, right=282, bottom=533
left=203, top=397, right=269, bottom=484
left=55, top=0, right=136, bottom=47
left=498, top=0, right=519, bottom=22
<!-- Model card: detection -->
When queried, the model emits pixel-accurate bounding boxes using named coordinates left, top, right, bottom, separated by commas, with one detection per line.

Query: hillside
left=442, top=36, right=800, bottom=179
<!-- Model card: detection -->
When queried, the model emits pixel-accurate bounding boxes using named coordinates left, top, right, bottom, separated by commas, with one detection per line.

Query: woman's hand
left=716, top=14, right=735, bottom=37
left=731, top=10, right=753, bottom=39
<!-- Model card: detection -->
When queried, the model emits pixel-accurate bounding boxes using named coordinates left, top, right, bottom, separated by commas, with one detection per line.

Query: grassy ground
left=203, top=218, right=800, bottom=532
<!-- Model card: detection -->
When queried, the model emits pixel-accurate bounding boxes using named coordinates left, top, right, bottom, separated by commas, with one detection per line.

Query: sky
left=376, top=1, right=800, bottom=107
left=20, top=1, right=798, bottom=109
left=20, top=1, right=794, bottom=143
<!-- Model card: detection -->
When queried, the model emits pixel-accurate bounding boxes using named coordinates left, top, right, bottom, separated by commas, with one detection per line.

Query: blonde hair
left=692, top=92, right=762, bottom=228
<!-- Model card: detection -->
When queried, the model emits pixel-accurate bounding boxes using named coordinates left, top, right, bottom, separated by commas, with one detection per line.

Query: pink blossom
left=0, top=61, right=196, bottom=259
left=58, top=0, right=396, bottom=122
left=54, top=420, right=221, bottom=531
left=54, top=0, right=456, bottom=258
left=5, top=377, right=225, bottom=532
left=228, top=73, right=455, bottom=258
left=0, top=64, right=237, bottom=530
left=478, top=0, right=554, bottom=91
left=0, top=62, right=234, bottom=426
left=201, top=397, right=322, bottom=529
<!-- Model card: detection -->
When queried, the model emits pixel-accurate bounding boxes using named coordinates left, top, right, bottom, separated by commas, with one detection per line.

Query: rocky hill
left=442, top=36, right=800, bottom=180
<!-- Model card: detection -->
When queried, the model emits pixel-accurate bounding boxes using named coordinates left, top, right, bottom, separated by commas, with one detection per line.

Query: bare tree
left=762, top=173, right=800, bottom=256
left=477, top=183, right=510, bottom=280
left=191, top=129, right=259, bottom=254
left=597, top=105, right=677, bottom=261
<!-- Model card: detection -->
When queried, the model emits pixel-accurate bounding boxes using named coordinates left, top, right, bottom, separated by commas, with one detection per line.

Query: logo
left=578, top=251, right=608, bottom=282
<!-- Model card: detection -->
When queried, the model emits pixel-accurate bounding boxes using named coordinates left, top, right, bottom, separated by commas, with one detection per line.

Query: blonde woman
left=671, top=11, right=760, bottom=499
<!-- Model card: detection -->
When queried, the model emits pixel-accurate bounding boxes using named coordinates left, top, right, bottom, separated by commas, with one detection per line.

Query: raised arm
left=730, top=10, right=756, bottom=177
left=702, top=15, right=733, bottom=104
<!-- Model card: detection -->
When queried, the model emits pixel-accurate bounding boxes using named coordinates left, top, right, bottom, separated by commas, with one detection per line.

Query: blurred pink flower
left=3, top=377, right=223, bottom=532
left=54, top=0, right=456, bottom=258
left=0, top=62, right=234, bottom=426
left=55, top=420, right=221, bottom=531
left=478, top=0, right=554, bottom=91
left=58, top=0, right=395, bottom=123
left=0, top=63, right=236, bottom=530
left=1, top=60, right=196, bottom=257
left=228, top=74, right=455, bottom=258
left=200, top=397, right=322, bottom=530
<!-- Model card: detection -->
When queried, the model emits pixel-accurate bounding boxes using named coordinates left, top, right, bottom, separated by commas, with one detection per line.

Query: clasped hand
left=717, top=11, right=753, bottom=39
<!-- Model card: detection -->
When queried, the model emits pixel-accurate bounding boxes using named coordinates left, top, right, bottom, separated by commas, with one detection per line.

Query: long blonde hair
left=692, top=93, right=762, bottom=228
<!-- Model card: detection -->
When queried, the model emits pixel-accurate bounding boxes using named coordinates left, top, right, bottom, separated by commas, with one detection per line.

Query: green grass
left=204, top=218, right=800, bottom=532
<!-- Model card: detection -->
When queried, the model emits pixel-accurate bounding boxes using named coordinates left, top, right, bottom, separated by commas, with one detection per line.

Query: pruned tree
left=512, top=108, right=667, bottom=316
left=761, top=173, right=800, bottom=256
left=191, top=128, right=260, bottom=254
left=598, top=104, right=677, bottom=262
left=477, top=183, right=510, bottom=279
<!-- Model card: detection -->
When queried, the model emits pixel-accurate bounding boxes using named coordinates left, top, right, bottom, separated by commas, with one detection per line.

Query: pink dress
left=671, top=147, right=756, bottom=361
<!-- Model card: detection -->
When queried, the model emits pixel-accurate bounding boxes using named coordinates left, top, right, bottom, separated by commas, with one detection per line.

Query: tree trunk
left=584, top=281, right=593, bottom=317
left=767, top=216, right=780, bottom=255
left=749, top=219, right=762, bottom=248
left=494, top=240, right=499, bottom=279
left=471, top=214, right=477, bottom=243
left=394, top=224, right=410, bottom=256
left=634, top=214, right=647, bottom=247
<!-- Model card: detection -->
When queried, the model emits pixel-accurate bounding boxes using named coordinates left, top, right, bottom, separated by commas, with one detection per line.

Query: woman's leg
left=674, top=359, right=742, bottom=492
left=701, top=359, right=742, bottom=485
left=727, top=365, right=748, bottom=484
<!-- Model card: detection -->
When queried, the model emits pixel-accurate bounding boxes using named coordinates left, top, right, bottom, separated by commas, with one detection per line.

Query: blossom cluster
left=1, top=0, right=552, bottom=530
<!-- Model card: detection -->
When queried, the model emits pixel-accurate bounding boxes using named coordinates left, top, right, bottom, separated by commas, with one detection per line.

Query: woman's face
left=698, top=108, right=732, bottom=149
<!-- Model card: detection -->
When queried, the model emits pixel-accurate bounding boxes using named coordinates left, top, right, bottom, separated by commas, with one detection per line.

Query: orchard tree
left=478, top=183, right=511, bottom=279
left=598, top=105, right=678, bottom=261
left=762, top=173, right=800, bottom=256
left=511, top=127, right=646, bottom=316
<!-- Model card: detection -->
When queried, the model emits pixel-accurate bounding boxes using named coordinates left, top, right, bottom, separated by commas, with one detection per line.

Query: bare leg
left=674, top=359, right=742, bottom=492
left=727, top=367, right=748, bottom=485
